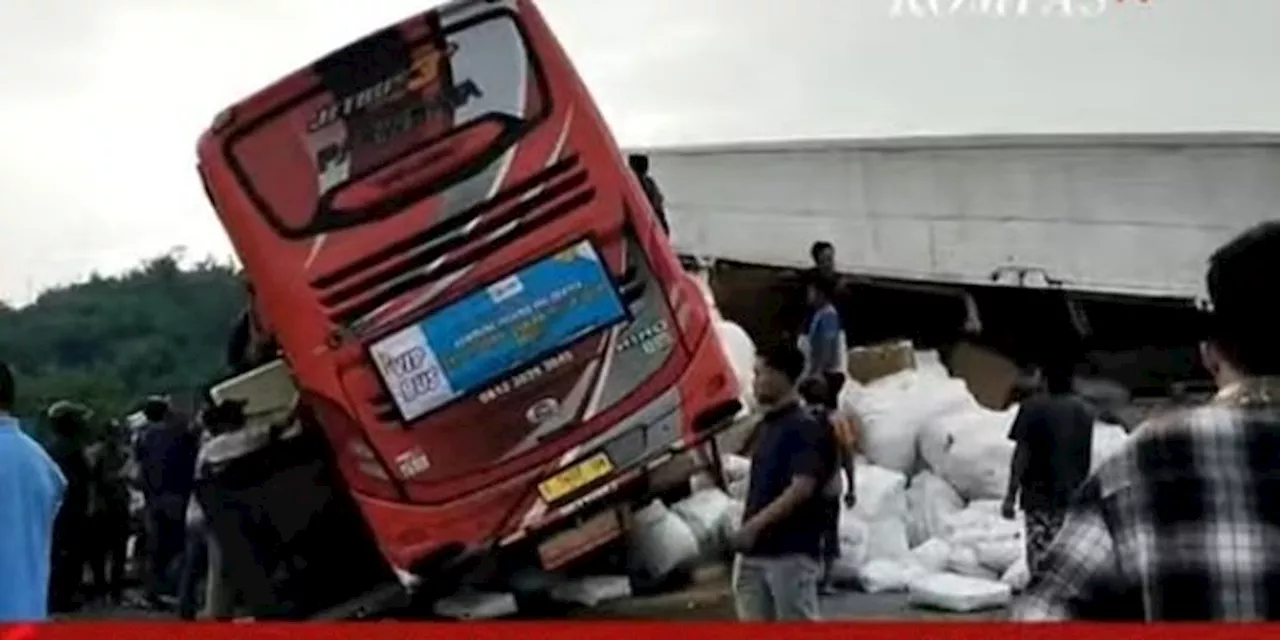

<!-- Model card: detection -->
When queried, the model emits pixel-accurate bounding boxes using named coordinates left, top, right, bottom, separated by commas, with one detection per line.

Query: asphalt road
left=61, top=564, right=1007, bottom=622
left=564, top=565, right=1006, bottom=622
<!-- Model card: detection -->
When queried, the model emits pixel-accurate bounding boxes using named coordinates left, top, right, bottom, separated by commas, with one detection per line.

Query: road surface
left=562, top=565, right=1006, bottom=621
left=62, top=564, right=1007, bottom=621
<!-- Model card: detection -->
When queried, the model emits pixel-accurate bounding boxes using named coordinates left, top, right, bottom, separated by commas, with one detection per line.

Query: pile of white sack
left=678, top=349, right=1135, bottom=613
left=670, top=280, right=1136, bottom=613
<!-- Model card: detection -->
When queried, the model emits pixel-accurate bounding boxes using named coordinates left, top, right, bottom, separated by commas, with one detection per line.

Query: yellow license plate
left=538, top=453, right=614, bottom=502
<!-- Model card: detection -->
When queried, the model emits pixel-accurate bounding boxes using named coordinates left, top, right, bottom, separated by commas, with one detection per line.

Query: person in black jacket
left=133, top=397, right=198, bottom=608
left=85, top=425, right=132, bottom=603
left=45, top=401, right=93, bottom=612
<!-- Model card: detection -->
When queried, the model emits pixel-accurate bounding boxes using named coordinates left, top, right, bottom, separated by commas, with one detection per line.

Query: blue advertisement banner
left=369, top=240, right=627, bottom=421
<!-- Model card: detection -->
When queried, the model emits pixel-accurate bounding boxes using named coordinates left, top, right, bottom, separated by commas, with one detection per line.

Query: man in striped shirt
left=1013, top=221, right=1280, bottom=621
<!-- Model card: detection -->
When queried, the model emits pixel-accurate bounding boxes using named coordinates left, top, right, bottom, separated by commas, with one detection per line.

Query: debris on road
left=549, top=576, right=632, bottom=607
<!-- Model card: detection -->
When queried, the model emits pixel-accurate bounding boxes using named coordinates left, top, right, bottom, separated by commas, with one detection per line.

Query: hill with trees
left=0, top=250, right=246, bottom=434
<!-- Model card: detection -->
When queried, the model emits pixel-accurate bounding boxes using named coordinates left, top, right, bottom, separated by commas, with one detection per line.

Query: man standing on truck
left=1000, top=359, right=1094, bottom=579
left=1013, top=221, right=1280, bottom=621
left=628, top=154, right=669, bottom=235
left=808, top=241, right=837, bottom=282
left=732, top=344, right=836, bottom=621
left=0, top=362, right=66, bottom=621
left=799, top=276, right=846, bottom=410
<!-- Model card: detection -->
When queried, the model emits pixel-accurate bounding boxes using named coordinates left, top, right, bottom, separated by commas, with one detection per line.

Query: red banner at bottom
left=5, top=624, right=1280, bottom=640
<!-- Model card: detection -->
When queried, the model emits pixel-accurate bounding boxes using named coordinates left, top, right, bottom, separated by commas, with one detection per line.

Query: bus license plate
left=538, top=453, right=614, bottom=502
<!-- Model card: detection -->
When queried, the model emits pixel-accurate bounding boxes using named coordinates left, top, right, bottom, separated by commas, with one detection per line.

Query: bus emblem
left=526, top=398, right=560, bottom=425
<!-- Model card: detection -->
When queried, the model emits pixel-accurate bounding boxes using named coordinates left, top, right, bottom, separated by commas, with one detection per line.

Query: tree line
left=0, top=251, right=246, bottom=441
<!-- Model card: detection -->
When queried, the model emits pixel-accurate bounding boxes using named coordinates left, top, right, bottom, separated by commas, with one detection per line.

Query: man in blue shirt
left=732, top=344, right=836, bottom=621
left=0, top=361, right=66, bottom=621
left=801, top=275, right=846, bottom=409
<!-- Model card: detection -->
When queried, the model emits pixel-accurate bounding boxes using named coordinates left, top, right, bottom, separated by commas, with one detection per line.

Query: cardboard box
left=847, top=340, right=917, bottom=384
left=948, top=340, right=1020, bottom=410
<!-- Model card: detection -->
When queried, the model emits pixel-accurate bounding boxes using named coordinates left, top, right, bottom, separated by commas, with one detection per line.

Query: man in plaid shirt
left=1013, top=221, right=1280, bottom=621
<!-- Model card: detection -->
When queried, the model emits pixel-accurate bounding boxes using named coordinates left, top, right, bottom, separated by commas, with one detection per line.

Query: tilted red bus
left=195, top=0, right=741, bottom=593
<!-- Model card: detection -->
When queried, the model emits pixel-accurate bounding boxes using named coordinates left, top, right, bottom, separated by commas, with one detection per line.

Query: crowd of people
left=0, top=286, right=274, bottom=622
left=0, top=382, right=244, bottom=622
left=728, top=220, right=1280, bottom=622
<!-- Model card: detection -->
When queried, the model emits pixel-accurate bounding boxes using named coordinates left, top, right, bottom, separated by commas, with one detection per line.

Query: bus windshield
left=225, top=9, right=550, bottom=239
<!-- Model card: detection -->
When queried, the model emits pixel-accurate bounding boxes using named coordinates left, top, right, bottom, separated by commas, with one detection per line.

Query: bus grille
left=311, top=154, right=594, bottom=329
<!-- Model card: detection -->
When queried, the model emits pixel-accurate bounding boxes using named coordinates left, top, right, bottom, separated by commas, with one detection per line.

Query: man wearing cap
left=0, top=362, right=66, bottom=621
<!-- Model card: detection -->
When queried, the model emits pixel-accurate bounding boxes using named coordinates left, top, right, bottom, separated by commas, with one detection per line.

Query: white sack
left=975, top=536, right=1023, bottom=574
left=914, top=350, right=950, bottom=379
left=905, top=471, right=965, bottom=547
left=689, top=447, right=748, bottom=495
left=727, top=478, right=749, bottom=501
left=910, top=538, right=953, bottom=573
left=714, top=319, right=757, bottom=413
left=919, top=406, right=1014, bottom=474
left=942, top=501, right=1023, bottom=545
left=841, top=371, right=979, bottom=473
left=851, top=464, right=909, bottom=521
left=947, top=545, right=999, bottom=581
left=434, top=591, right=519, bottom=619
left=864, top=516, right=912, bottom=562
left=689, top=472, right=715, bottom=493
left=934, top=409, right=1018, bottom=501
left=832, top=518, right=870, bottom=583
left=549, top=575, right=632, bottom=607
left=671, top=489, right=735, bottom=557
left=1001, top=556, right=1030, bottom=592
left=1091, top=422, right=1129, bottom=472
left=721, top=454, right=751, bottom=483
left=966, top=499, right=1005, bottom=517
left=839, top=510, right=869, bottom=547
left=627, top=500, right=700, bottom=579
left=908, top=573, right=1013, bottom=613
left=721, top=500, right=745, bottom=542
left=857, top=558, right=927, bottom=594
left=829, top=551, right=863, bottom=585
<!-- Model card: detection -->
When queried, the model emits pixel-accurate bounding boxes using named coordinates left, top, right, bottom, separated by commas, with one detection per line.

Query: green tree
left=0, top=252, right=246, bottom=431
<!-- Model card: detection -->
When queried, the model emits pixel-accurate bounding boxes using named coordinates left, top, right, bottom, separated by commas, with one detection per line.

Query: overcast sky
left=1, top=0, right=1277, bottom=304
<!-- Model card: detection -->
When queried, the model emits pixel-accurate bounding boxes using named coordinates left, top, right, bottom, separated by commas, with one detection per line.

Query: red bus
left=196, top=0, right=741, bottom=587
